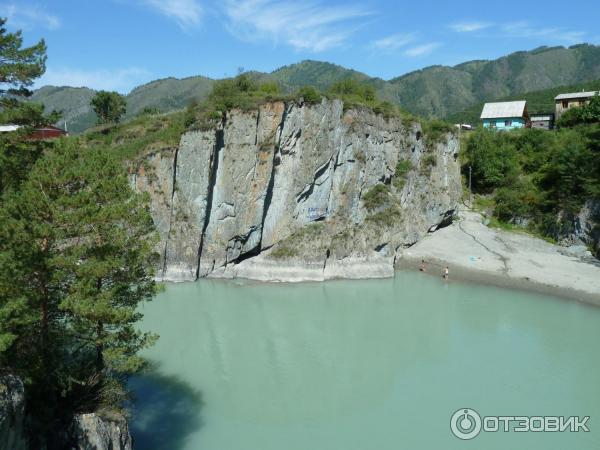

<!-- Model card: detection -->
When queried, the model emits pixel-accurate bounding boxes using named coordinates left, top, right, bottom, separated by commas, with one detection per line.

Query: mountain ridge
left=31, top=43, right=600, bottom=132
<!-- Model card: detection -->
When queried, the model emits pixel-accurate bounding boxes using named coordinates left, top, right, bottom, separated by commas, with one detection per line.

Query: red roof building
left=29, top=125, right=69, bottom=140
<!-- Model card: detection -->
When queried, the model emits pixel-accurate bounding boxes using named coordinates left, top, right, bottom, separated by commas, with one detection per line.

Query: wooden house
left=481, top=101, right=529, bottom=130
left=555, top=91, right=599, bottom=120
left=530, top=114, right=554, bottom=130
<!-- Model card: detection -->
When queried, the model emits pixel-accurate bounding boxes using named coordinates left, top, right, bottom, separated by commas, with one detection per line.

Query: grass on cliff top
left=76, top=74, right=451, bottom=163
left=185, top=73, right=419, bottom=130
left=79, top=110, right=186, bottom=163
left=422, top=119, right=457, bottom=149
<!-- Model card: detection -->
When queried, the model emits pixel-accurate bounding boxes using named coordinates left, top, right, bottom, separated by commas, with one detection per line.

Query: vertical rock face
left=166, top=130, right=216, bottom=281
left=69, top=413, right=133, bottom=450
left=199, top=103, right=283, bottom=276
left=0, top=375, right=27, bottom=450
left=261, top=101, right=343, bottom=248
left=574, top=199, right=600, bottom=257
left=133, top=99, right=462, bottom=281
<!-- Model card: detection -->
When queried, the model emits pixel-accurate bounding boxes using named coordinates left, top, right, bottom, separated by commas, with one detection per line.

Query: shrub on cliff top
left=326, top=78, right=399, bottom=118
left=296, top=86, right=323, bottom=104
left=422, top=119, right=456, bottom=148
left=183, top=73, right=286, bottom=130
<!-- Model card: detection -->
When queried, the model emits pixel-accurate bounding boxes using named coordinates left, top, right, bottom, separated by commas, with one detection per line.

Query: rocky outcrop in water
left=0, top=375, right=27, bottom=450
left=131, top=99, right=462, bottom=282
left=68, top=413, right=133, bottom=450
left=0, top=375, right=133, bottom=450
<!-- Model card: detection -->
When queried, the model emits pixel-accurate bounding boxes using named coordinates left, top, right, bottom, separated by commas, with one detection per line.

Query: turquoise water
left=129, top=273, right=600, bottom=450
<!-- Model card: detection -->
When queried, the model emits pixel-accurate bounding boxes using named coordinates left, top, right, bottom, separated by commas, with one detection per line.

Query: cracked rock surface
left=132, top=99, right=462, bottom=282
left=0, top=375, right=27, bottom=450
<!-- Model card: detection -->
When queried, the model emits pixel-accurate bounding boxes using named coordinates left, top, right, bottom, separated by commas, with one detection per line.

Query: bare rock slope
left=131, top=99, right=462, bottom=282
left=401, top=209, right=600, bottom=304
left=0, top=375, right=27, bottom=450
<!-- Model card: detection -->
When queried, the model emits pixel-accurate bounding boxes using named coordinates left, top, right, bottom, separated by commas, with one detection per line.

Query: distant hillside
left=126, top=75, right=214, bottom=116
left=446, top=79, right=600, bottom=125
left=32, top=76, right=214, bottom=133
left=31, top=86, right=97, bottom=132
left=388, top=44, right=600, bottom=118
left=269, top=60, right=375, bottom=91
left=30, top=44, right=600, bottom=133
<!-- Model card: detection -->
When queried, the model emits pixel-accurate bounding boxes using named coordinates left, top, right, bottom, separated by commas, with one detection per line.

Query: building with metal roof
left=555, top=91, right=598, bottom=101
left=530, top=114, right=554, bottom=130
left=555, top=91, right=599, bottom=120
left=480, top=101, right=529, bottom=130
left=0, top=124, right=22, bottom=133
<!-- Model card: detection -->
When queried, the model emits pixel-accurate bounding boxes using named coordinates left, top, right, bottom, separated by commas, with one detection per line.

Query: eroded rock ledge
left=131, top=99, right=462, bottom=282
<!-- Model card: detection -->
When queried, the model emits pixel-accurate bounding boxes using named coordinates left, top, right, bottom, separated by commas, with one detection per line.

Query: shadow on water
left=128, top=366, right=204, bottom=450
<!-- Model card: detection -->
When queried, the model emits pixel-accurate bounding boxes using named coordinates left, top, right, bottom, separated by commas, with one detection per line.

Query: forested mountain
left=31, top=44, right=600, bottom=132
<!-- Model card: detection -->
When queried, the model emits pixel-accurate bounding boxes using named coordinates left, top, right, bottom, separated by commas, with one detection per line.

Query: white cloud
left=139, top=0, right=203, bottom=30
left=0, top=3, right=61, bottom=30
left=35, top=67, right=152, bottom=94
left=449, top=21, right=492, bottom=33
left=370, top=33, right=415, bottom=51
left=501, top=22, right=585, bottom=44
left=222, top=0, right=372, bottom=52
left=403, top=42, right=441, bottom=57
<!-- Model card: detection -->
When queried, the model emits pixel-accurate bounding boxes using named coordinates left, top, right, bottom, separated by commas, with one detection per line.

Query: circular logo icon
left=450, top=408, right=482, bottom=440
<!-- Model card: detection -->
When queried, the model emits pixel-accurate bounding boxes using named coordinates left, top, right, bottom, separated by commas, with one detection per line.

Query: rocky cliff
left=131, top=99, right=462, bottom=282
left=69, top=413, right=133, bottom=450
left=0, top=375, right=27, bottom=450
left=0, top=375, right=133, bottom=450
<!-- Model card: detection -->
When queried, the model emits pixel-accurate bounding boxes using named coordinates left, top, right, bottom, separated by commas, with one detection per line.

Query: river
left=129, top=272, right=600, bottom=449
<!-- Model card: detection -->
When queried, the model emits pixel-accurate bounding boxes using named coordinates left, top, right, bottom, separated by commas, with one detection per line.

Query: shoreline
left=190, top=209, right=600, bottom=307
left=157, top=210, right=600, bottom=306
left=396, top=257, right=600, bottom=307
left=398, top=209, right=600, bottom=307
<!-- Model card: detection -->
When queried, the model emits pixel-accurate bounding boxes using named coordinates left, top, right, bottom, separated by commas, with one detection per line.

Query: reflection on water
left=130, top=273, right=600, bottom=450
left=129, top=369, right=204, bottom=450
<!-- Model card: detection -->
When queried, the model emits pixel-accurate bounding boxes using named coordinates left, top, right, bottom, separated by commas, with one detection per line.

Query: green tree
left=580, top=95, right=600, bottom=123
left=0, top=141, right=159, bottom=444
left=329, top=78, right=376, bottom=103
left=91, top=90, right=127, bottom=124
left=557, top=95, right=600, bottom=127
left=466, top=129, right=520, bottom=191
left=296, top=86, right=322, bottom=104
left=494, top=179, right=538, bottom=223
left=0, top=18, right=46, bottom=98
left=0, top=18, right=56, bottom=194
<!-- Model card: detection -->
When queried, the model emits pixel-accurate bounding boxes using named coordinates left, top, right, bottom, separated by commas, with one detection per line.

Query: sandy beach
left=399, top=209, right=600, bottom=305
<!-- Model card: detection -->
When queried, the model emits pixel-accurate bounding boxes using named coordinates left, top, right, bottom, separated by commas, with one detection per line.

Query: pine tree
left=0, top=18, right=58, bottom=194
left=0, top=141, right=159, bottom=442
left=0, top=17, right=46, bottom=98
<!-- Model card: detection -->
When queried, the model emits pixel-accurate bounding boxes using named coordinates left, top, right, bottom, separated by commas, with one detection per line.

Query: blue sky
left=2, top=0, right=599, bottom=93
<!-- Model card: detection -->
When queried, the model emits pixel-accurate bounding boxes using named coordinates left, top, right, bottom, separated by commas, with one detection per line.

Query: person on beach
left=420, top=259, right=426, bottom=272
left=443, top=266, right=449, bottom=280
